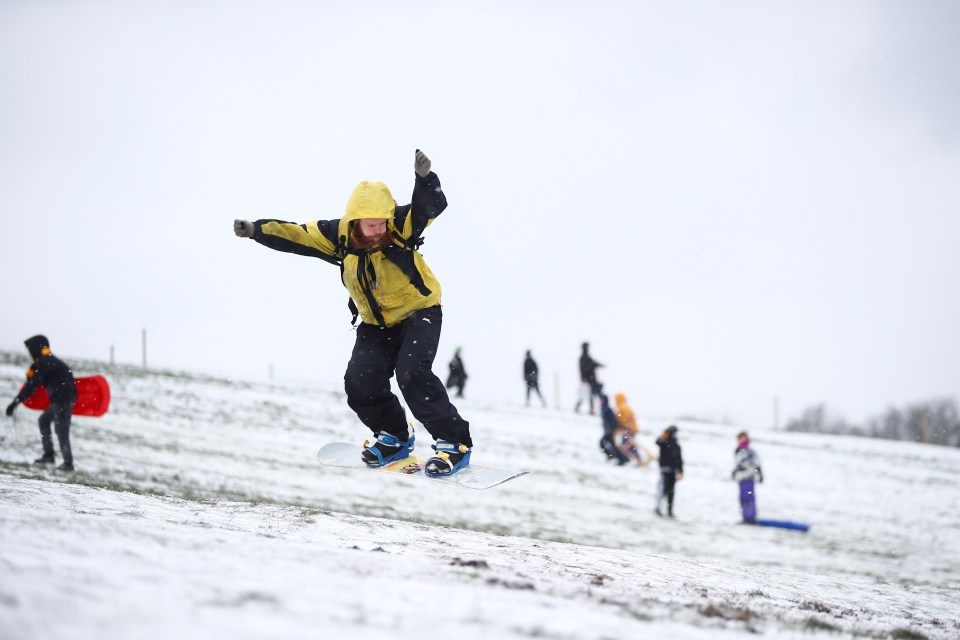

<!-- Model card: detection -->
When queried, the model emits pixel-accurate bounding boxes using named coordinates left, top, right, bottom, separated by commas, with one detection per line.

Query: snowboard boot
left=361, top=430, right=415, bottom=468
left=424, top=440, right=471, bottom=477
left=34, top=453, right=55, bottom=466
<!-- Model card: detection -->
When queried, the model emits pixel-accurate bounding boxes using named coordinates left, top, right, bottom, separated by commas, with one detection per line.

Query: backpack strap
left=382, top=245, right=432, bottom=297
left=339, top=242, right=388, bottom=328
left=354, top=252, right=387, bottom=327
left=391, top=202, right=428, bottom=251
left=332, top=232, right=362, bottom=326
left=391, top=230, right=425, bottom=251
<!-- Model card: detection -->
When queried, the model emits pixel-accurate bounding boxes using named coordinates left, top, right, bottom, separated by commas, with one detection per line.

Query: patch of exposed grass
left=802, top=617, right=840, bottom=632
left=890, top=629, right=929, bottom=640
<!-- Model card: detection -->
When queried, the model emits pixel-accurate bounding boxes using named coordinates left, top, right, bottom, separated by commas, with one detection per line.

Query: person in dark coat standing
left=5, top=335, right=78, bottom=471
left=574, top=342, right=603, bottom=415
left=654, top=425, right=684, bottom=517
left=446, top=347, right=467, bottom=398
left=523, top=350, right=546, bottom=407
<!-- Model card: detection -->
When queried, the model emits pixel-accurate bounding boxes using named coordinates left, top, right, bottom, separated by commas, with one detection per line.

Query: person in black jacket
left=446, top=347, right=467, bottom=399
left=654, top=425, right=684, bottom=517
left=523, top=350, right=546, bottom=407
left=574, top=342, right=603, bottom=415
left=6, top=335, right=78, bottom=471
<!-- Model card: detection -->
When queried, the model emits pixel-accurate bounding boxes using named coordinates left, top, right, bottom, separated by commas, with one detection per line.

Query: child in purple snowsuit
left=731, top=431, right=763, bottom=523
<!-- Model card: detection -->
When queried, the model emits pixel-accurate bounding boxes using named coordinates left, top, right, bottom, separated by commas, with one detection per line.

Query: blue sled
left=754, top=519, right=810, bottom=532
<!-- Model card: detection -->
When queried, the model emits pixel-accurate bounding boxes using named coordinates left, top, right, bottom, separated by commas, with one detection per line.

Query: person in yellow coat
left=614, top=393, right=639, bottom=433
left=613, top=392, right=653, bottom=466
left=233, top=150, right=472, bottom=476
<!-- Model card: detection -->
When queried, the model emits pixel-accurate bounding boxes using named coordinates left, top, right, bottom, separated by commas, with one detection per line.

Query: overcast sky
left=2, top=0, right=958, bottom=429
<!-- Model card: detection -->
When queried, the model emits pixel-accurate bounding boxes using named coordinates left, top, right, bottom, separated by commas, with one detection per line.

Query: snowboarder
left=523, top=350, right=546, bottom=407
left=731, top=431, right=763, bottom=523
left=5, top=335, right=78, bottom=471
left=232, top=150, right=473, bottom=476
left=574, top=342, right=603, bottom=415
left=446, top=347, right=467, bottom=399
left=654, top=425, right=683, bottom=517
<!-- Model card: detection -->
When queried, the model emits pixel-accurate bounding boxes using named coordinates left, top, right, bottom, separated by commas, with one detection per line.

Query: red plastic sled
left=21, top=375, right=111, bottom=417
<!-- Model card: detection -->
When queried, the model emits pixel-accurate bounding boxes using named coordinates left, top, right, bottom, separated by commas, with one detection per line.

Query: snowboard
left=755, top=519, right=811, bottom=532
left=21, top=375, right=111, bottom=417
left=317, top=442, right=527, bottom=489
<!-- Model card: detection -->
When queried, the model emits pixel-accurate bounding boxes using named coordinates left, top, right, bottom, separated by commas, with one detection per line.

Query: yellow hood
left=344, top=181, right=396, bottom=222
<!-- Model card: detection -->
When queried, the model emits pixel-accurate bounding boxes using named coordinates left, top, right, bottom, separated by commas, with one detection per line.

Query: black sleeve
left=252, top=218, right=343, bottom=266
left=15, top=365, right=41, bottom=404
left=410, top=171, right=447, bottom=231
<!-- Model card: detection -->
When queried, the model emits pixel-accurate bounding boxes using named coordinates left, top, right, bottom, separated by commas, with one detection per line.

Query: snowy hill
left=1, top=350, right=958, bottom=640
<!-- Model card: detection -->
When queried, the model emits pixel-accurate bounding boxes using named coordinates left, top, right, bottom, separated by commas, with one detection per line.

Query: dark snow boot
left=56, top=462, right=74, bottom=472
left=424, top=440, right=471, bottom=477
left=34, top=453, right=55, bottom=466
left=361, top=430, right=415, bottom=468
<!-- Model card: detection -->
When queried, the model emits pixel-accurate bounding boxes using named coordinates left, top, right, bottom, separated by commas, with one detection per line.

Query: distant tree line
left=785, top=397, right=960, bottom=447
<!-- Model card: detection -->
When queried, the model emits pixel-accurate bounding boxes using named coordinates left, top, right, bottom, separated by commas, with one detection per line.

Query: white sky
left=1, top=0, right=958, bottom=428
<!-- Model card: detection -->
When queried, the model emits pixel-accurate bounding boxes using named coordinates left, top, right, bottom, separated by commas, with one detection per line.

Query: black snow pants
left=657, top=469, right=678, bottom=516
left=39, top=401, right=74, bottom=465
left=344, top=306, right=472, bottom=447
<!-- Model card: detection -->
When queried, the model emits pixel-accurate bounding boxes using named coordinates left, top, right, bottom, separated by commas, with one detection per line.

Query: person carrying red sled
left=5, top=335, right=77, bottom=471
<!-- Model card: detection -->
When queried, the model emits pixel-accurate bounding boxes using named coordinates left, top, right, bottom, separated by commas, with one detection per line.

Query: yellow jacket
left=250, top=173, right=447, bottom=327
left=614, top=393, right=639, bottom=433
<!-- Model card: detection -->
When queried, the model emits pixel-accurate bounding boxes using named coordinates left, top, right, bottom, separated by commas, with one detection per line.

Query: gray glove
left=414, top=149, right=431, bottom=178
left=234, top=219, right=255, bottom=238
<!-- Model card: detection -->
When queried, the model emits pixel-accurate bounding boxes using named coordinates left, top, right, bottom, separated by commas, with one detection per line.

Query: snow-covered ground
left=1, top=350, right=958, bottom=639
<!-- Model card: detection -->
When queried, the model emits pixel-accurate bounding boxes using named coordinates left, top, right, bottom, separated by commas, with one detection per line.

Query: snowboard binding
left=425, top=440, right=471, bottom=477
left=361, top=430, right=415, bottom=468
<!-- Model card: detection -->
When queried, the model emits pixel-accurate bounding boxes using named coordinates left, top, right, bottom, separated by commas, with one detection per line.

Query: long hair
left=349, top=221, right=393, bottom=251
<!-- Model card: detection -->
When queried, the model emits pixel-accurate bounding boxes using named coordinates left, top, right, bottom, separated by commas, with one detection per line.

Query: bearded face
left=350, top=218, right=391, bottom=250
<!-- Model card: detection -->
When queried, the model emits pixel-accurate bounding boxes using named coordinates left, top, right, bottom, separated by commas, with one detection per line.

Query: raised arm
left=394, top=150, right=448, bottom=241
